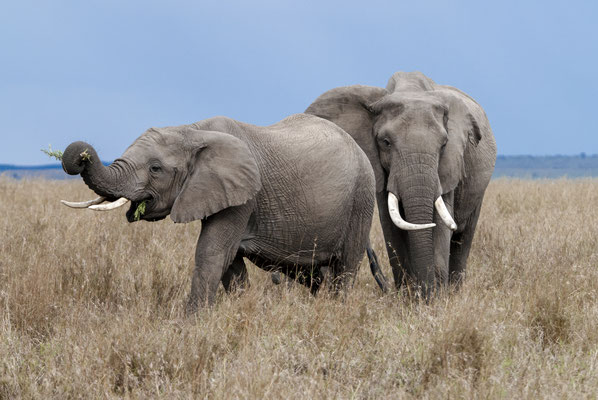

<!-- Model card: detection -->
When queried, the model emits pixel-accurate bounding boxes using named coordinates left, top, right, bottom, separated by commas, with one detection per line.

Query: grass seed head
left=41, top=145, right=63, bottom=161
left=80, top=149, right=92, bottom=163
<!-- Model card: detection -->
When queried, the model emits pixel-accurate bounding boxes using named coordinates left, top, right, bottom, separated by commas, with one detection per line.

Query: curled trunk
left=62, top=141, right=133, bottom=199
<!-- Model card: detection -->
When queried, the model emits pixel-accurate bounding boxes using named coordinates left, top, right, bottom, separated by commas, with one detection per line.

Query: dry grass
left=1, top=177, right=598, bottom=398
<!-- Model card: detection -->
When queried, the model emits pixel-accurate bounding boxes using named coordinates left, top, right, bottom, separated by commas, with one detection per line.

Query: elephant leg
left=186, top=204, right=253, bottom=313
left=276, top=264, right=316, bottom=292
left=329, top=257, right=356, bottom=295
left=433, top=192, right=454, bottom=287
left=332, top=197, right=373, bottom=295
left=306, top=263, right=326, bottom=295
left=221, top=253, right=249, bottom=293
left=271, top=269, right=296, bottom=288
left=313, top=259, right=343, bottom=295
left=376, top=191, right=411, bottom=289
left=449, top=202, right=482, bottom=285
left=271, top=270, right=283, bottom=285
left=318, top=265, right=333, bottom=294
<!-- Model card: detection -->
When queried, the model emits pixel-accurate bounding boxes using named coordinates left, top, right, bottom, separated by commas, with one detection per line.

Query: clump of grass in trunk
left=80, top=149, right=92, bottom=163
left=134, top=201, right=146, bottom=221
left=41, top=145, right=63, bottom=161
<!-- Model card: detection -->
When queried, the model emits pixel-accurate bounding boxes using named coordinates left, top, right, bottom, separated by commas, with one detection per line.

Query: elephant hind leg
left=322, top=185, right=375, bottom=294
left=449, top=203, right=482, bottom=285
left=221, top=253, right=249, bottom=293
left=309, top=259, right=344, bottom=295
left=281, top=264, right=322, bottom=294
left=332, top=220, right=372, bottom=294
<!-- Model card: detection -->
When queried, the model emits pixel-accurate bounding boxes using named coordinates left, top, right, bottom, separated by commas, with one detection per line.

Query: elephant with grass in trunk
left=306, top=71, right=497, bottom=298
left=61, top=114, right=383, bottom=311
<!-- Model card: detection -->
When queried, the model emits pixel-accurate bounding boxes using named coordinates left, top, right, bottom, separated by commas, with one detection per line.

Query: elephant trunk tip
left=61, top=141, right=96, bottom=175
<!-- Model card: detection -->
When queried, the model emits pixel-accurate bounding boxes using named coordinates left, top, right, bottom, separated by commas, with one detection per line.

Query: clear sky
left=1, top=0, right=597, bottom=164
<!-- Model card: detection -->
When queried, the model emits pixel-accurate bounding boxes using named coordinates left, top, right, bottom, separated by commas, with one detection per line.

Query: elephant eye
left=150, top=165, right=162, bottom=173
left=382, top=138, right=391, bottom=148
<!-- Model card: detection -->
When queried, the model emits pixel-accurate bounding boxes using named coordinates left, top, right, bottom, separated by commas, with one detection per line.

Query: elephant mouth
left=61, top=193, right=169, bottom=222
left=126, top=197, right=157, bottom=223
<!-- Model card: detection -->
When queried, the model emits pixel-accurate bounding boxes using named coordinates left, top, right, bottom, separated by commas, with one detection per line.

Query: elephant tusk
left=60, top=196, right=106, bottom=208
left=387, top=192, right=436, bottom=231
left=435, top=196, right=457, bottom=231
left=88, top=197, right=130, bottom=211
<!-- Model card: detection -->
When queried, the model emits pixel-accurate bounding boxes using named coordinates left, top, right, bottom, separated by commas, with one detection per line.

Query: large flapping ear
left=305, top=85, right=388, bottom=192
left=437, top=92, right=483, bottom=192
left=171, top=129, right=261, bottom=223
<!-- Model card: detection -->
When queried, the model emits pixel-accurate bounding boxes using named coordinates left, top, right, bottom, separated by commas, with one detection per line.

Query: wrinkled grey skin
left=62, top=114, right=375, bottom=311
left=306, top=71, right=497, bottom=297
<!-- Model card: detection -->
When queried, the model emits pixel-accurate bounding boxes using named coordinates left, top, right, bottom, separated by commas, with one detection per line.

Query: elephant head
left=61, top=125, right=261, bottom=223
left=306, top=71, right=483, bottom=295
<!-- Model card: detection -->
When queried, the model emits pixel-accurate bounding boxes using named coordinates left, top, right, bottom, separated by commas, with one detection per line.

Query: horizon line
left=2, top=153, right=598, bottom=169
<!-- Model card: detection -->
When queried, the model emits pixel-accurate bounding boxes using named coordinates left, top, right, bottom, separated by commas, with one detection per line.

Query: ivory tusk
left=88, top=197, right=130, bottom=211
left=60, top=196, right=106, bottom=208
left=435, top=196, right=457, bottom=231
left=387, top=192, right=436, bottom=231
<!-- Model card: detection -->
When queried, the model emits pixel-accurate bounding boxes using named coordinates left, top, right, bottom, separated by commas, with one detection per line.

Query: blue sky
left=1, top=0, right=597, bottom=164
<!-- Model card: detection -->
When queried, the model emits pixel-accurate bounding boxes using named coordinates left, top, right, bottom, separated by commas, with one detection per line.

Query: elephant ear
left=438, top=93, right=483, bottom=193
left=171, top=129, right=261, bottom=223
left=305, top=85, right=388, bottom=192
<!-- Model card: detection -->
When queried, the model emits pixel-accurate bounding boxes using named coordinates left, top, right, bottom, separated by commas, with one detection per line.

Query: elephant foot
left=185, top=297, right=199, bottom=316
left=271, top=271, right=283, bottom=285
left=185, top=289, right=216, bottom=315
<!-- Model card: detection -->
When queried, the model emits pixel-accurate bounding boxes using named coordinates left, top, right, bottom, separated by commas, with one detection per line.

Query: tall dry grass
left=1, top=177, right=597, bottom=398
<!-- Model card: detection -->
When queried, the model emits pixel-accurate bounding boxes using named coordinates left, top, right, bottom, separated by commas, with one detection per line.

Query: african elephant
left=306, top=71, right=497, bottom=297
left=60, top=114, right=382, bottom=311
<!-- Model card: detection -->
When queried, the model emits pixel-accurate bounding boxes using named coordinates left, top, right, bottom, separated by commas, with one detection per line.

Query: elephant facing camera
left=307, top=71, right=497, bottom=298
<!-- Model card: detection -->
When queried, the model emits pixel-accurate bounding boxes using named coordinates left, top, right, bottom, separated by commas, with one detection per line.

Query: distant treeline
left=0, top=162, right=111, bottom=180
left=2, top=155, right=598, bottom=179
left=494, top=154, right=598, bottom=178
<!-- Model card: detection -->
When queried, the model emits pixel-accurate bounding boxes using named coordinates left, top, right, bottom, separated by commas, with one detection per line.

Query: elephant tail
left=367, top=246, right=389, bottom=293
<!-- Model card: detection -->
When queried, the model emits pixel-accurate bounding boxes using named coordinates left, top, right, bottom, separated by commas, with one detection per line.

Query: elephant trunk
left=388, top=156, right=438, bottom=298
left=62, top=141, right=134, bottom=200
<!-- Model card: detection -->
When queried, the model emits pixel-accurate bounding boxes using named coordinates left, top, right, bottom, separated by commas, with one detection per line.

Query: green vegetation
left=79, top=149, right=92, bottom=163
left=40, top=145, right=63, bottom=161
left=134, top=200, right=146, bottom=221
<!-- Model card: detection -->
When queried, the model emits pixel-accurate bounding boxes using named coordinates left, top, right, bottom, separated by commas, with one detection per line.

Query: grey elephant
left=60, top=114, right=383, bottom=311
left=306, top=71, right=497, bottom=297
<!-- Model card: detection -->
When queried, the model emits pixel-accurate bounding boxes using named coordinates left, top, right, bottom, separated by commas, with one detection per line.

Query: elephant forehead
left=377, top=105, right=445, bottom=130
left=387, top=92, right=446, bottom=110
left=122, top=128, right=187, bottom=163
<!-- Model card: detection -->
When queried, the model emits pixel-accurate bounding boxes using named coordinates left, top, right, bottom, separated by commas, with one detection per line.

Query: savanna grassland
left=1, top=177, right=598, bottom=399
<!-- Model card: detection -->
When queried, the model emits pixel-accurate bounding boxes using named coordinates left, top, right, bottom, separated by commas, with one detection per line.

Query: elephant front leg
left=432, top=192, right=454, bottom=286
left=376, top=191, right=411, bottom=289
left=449, top=202, right=482, bottom=285
left=186, top=204, right=253, bottom=313
left=187, top=254, right=228, bottom=312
